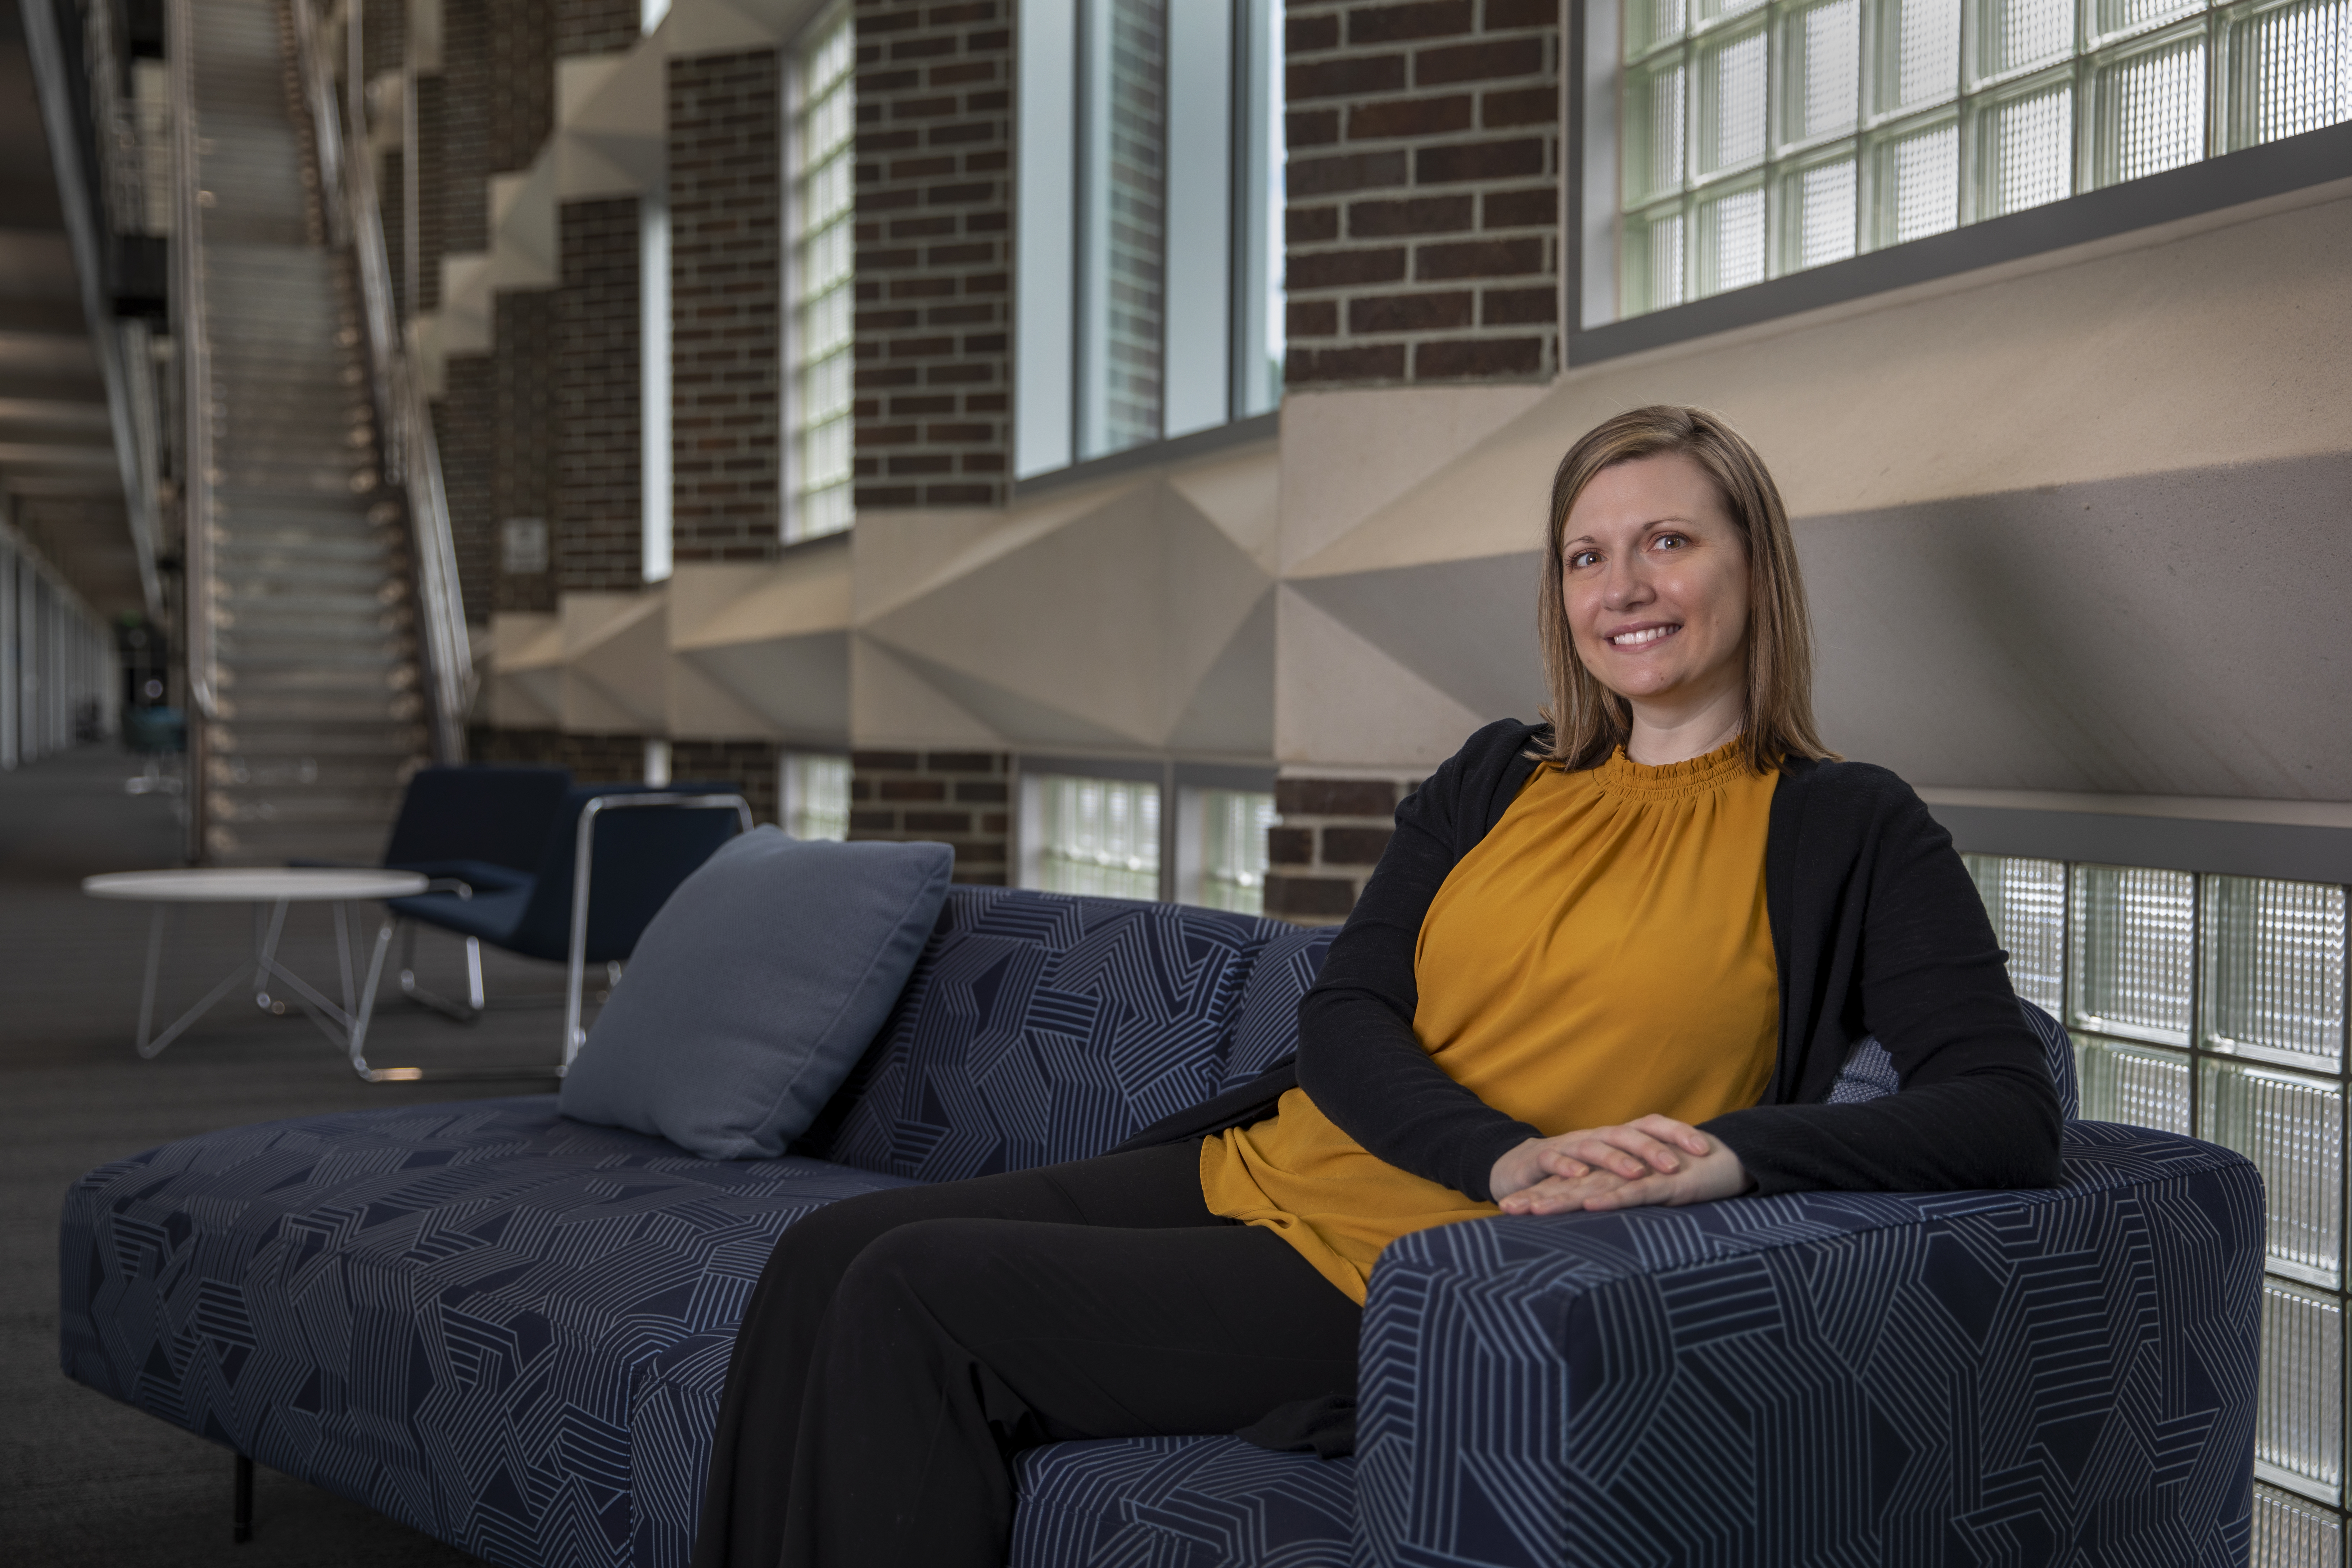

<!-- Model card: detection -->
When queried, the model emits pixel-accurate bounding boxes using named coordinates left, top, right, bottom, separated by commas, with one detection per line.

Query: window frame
left=1012, top=754, right=1276, bottom=907
left=1566, top=0, right=2352, bottom=366
left=1013, top=0, right=1284, bottom=485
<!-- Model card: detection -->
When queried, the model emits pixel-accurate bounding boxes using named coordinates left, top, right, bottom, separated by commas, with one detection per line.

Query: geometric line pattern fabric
left=1220, top=926, right=1338, bottom=1091
left=803, top=888, right=1293, bottom=1182
left=58, top=1097, right=923, bottom=1568
left=1354, top=1120, right=2263, bottom=1567
left=1011, top=1436, right=1356, bottom=1568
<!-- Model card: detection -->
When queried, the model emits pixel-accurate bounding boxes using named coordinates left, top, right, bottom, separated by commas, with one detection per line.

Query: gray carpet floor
left=1, top=747, right=585, bottom=1565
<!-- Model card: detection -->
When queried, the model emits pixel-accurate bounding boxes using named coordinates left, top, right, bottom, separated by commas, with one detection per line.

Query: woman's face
left=1560, top=452, right=1751, bottom=717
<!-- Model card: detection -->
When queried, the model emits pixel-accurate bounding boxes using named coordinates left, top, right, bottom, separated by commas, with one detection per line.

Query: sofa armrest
left=1353, top=1123, right=2264, bottom=1567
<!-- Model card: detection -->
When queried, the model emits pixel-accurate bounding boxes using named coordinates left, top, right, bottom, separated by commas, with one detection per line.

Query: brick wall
left=674, top=739, right=784, bottom=825
left=414, top=73, right=445, bottom=309
left=434, top=357, right=497, bottom=624
left=494, top=291, right=558, bottom=613
left=556, top=198, right=644, bottom=591
left=440, top=3, right=489, bottom=256
left=848, top=750, right=1010, bottom=885
left=488, top=0, right=556, bottom=167
left=851, top=0, right=1013, bottom=509
left=1282, top=0, right=1562, bottom=387
left=1264, top=775, right=1416, bottom=924
left=557, top=0, right=643, bottom=57
left=669, top=50, right=783, bottom=562
left=469, top=725, right=650, bottom=781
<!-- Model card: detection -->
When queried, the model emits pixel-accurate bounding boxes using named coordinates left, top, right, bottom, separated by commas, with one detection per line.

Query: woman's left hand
left=1496, top=1125, right=1752, bottom=1215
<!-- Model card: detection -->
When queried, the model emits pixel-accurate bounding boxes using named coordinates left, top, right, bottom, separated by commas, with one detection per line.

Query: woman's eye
left=1652, top=532, right=1687, bottom=551
left=1566, top=549, right=1600, bottom=569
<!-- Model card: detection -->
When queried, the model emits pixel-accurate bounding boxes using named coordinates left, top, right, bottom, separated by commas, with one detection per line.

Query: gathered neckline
left=1587, top=736, right=1761, bottom=800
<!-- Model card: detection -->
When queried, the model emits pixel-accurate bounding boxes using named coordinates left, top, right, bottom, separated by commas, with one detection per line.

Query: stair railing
left=289, top=0, right=472, bottom=763
left=163, top=0, right=217, bottom=859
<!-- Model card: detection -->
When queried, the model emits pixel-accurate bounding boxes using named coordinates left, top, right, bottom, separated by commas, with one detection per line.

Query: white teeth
left=1609, top=626, right=1675, bottom=647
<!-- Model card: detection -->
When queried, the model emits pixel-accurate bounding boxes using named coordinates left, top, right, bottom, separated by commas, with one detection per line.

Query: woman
left=692, top=405, right=2061, bottom=1568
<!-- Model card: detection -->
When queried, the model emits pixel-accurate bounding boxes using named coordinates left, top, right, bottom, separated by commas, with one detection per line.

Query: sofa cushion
left=1011, top=1437, right=1353, bottom=1568
left=1220, top=925, right=1338, bottom=1090
left=58, top=1096, right=922, bottom=1568
left=801, top=888, right=1294, bottom=1181
left=561, top=829, right=954, bottom=1160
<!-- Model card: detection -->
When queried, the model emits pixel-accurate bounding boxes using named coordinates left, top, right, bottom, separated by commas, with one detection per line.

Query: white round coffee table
left=84, top=867, right=429, bottom=1061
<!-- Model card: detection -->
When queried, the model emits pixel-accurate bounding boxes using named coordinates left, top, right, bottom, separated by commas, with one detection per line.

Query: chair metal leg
left=396, top=919, right=484, bottom=1023
left=253, top=899, right=291, bottom=1012
left=232, top=1452, right=253, bottom=1543
left=136, top=904, right=167, bottom=1051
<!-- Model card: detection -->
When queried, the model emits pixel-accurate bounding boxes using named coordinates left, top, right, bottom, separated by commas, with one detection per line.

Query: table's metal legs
left=396, top=922, right=490, bottom=1021
left=132, top=899, right=396, bottom=1065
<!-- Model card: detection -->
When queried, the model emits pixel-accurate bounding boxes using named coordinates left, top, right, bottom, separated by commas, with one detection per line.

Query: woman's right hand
left=1488, top=1114, right=1715, bottom=1203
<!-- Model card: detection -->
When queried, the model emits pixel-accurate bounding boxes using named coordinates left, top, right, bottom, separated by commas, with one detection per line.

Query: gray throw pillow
left=559, top=828, right=954, bottom=1159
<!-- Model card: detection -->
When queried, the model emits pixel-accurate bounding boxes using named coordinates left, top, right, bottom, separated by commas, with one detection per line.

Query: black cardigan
left=1121, top=719, right=2063, bottom=1201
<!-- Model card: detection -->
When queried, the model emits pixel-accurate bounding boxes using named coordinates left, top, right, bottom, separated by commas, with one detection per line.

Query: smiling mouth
left=1607, top=624, right=1680, bottom=648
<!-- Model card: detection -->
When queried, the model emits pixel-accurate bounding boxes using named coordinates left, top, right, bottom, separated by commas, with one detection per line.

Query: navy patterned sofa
left=60, top=886, right=2263, bottom=1567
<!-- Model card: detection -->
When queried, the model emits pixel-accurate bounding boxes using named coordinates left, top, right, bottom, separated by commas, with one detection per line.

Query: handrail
left=289, top=0, right=472, bottom=762
left=164, top=0, right=216, bottom=732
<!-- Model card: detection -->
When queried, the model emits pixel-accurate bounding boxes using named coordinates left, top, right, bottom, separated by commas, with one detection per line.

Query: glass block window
left=780, top=752, right=851, bottom=842
left=2070, top=864, right=2196, bottom=1046
left=2075, top=1031, right=2193, bottom=1131
left=2263, top=1279, right=2345, bottom=1504
left=1964, top=853, right=2064, bottom=1010
left=2257, top=1483, right=2347, bottom=1568
left=788, top=5, right=856, bottom=543
left=2207, top=876, right=2348, bottom=1071
left=1605, top=0, right=2352, bottom=317
left=2205, top=1059, right=2345, bottom=1287
left=1195, top=789, right=1276, bottom=915
left=1034, top=775, right=1162, bottom=901
left=1969, top=854, right=2352, bottom=1537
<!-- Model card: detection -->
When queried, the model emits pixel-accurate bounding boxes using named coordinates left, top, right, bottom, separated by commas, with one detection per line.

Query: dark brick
left=1482, top=184, right=1559, bottom=227
left=1289, top=247, right=1408, bottom=290
left=1287, top=149, right=1411, bottom=198
left=924, top=751, right=1001, bottom=773
left=1288, top=204, right=1341, bottom=243
left=1265, top=874, right=1362, bottom=920
left=903, top=810, right=973, bottom=832
left=1268, top=826, right=1314, bottom=865
left=1486, top=0, right=1563, bottom=24
left=1413, top=335, right=1544, bottom=377
left=879, top=777, right=948, bottom=801
left=1348, top=290, right=1474, bottom=333
left=1416, top=236, right=1545, bottom=279
left=954, top=780, right=1008, bottom=803
left=1482, top=83, right=1558, bottom=127
left=1347, top=194, right=1474, bottom=237
left=1482, top=285, right=1558, bottom=324
left=1347, top=94, right=1473, bottom=140
left=1287, top=12, right=1340, bottom=50
left=1287, top=107, right=1342, bottom=146
left=849, top=808, right=899, bottom=831
left=1321, top=825, right=1396, bottom=864
left=852, top=749, right=923, bottom=771
left=1288, top=54, right=1407, bottom=101
left=1348, top=1, right=1474, bottom=43
left=1288, top=343, right=1408, bottom=382
left=1276, top=778, right=1398, bottom=817
left=1415, top=37, right=1546, bottom=85
left=1288, top=298, right=1339, bottom=336
left=1415, top=137, right=1547, bottom=183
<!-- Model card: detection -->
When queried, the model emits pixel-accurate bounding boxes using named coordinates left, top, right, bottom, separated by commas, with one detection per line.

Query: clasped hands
left=1488, top=1114, right=1752, bottom=1215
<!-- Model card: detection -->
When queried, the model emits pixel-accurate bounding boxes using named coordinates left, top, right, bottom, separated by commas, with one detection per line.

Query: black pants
left=690, top=1142, right=1362, bottom=1568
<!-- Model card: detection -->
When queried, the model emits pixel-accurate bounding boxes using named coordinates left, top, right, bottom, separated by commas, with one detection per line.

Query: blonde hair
left=1534, top=405, right=1834, bottom=774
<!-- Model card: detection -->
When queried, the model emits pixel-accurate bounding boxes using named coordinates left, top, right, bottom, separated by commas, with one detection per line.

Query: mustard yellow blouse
left=1199, top=738, right=1782, bottom=1303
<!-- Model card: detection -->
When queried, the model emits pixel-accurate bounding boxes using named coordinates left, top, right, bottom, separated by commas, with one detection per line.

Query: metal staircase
left=177, top=0, right=452, bottom=864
